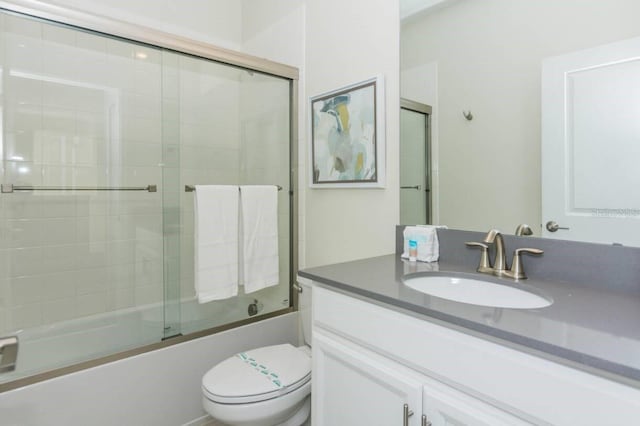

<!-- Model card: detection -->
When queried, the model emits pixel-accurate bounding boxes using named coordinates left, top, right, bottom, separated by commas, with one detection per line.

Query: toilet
left=202, top=280, right=312, bottom=426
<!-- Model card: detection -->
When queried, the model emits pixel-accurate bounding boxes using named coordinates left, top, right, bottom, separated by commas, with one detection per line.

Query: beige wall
left=401, top=0, right=640, bottom=234
left=304, top=0, right=400, bottom=267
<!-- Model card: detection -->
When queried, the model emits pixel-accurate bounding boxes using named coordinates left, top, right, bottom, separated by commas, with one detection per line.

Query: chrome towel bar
left=1, top=184, right=157, bottom=193
left=185, top=185, right=282, bottom=192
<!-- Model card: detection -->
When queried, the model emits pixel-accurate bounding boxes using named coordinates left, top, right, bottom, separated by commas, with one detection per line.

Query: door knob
left=546, top=221, right=570, bottom=232
left=400, top=185, right=421, bottom=190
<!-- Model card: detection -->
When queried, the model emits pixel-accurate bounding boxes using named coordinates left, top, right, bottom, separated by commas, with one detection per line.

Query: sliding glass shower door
left=0, top=9, right=292, bottom=387
left=163, top=51, right=291, bottom=337
left=0, top=13, right=166, bottom=382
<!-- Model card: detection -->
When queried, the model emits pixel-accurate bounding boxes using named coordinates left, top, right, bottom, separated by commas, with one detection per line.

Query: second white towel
left=240, top=185, right=280, bottom=293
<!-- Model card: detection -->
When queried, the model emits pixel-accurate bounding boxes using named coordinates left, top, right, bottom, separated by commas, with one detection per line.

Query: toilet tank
left=297, top=277, right=313, bottom=346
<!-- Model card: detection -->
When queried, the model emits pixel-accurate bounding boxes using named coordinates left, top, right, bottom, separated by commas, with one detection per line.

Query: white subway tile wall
left=0, top=14, right=164, bottom=336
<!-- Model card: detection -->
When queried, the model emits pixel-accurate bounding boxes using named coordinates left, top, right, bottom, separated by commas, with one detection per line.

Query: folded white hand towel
left=194, top=185, right=239, bottom=303
left=402, top=225, right=446, bottom=262
left=240, top=185, right=279, bottom=294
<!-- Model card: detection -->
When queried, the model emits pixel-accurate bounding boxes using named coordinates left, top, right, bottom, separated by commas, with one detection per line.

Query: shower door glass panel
left=0, top=13, right=165, bottom=383
left=0, top=9, right=293, bottom=386
left=172, top=53, right=291, bottom=335
left=400, top=108, right=428, bottom=225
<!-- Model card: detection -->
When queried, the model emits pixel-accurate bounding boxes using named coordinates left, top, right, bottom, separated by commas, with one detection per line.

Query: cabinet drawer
left=313, top=284, right=640, bottom=425
left=422, top=374, right=531, bottom=426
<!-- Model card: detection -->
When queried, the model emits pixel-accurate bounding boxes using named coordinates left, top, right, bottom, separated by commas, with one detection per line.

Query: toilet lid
left=202, top=344, right=311, bottom=404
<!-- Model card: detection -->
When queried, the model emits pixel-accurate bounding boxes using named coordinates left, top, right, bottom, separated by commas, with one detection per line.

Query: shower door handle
left=0, top=335, right=18, bottom=373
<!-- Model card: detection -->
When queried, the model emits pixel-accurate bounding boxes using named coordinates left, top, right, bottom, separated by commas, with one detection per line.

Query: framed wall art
left=309, top=75, right=385, bottom=188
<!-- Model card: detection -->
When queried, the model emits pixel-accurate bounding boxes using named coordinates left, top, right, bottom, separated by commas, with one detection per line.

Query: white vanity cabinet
left=313, top=329, right=527, bottom=425
left=311, top=284, right=640, bottom=425
left=313, top=331, right=424, bottom=425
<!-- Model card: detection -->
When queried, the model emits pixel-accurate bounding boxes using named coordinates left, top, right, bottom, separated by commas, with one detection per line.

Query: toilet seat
left=202, top=344, right=311, bottom=405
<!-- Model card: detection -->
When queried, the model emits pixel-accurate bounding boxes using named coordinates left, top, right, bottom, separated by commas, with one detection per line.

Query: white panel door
left=312, top=330, right=424, bottom=426
left=542, top=36, right=640, bottom=245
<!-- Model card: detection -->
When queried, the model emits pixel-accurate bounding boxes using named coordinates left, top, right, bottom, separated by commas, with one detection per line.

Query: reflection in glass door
left=400, top=99, right=431, bottom=225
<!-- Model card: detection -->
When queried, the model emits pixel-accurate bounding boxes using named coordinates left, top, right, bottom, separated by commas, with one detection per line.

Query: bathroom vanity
left=299, top=231, right=640, bottom=425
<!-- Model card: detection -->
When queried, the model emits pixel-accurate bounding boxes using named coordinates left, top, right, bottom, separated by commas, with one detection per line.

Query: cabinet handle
left=403, top=403, right=414, bottom=426
left=421, top=414, right=432, bottom=426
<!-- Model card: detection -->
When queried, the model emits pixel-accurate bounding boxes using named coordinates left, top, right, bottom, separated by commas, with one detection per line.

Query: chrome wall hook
left=462, top=110, right=473, bottom=121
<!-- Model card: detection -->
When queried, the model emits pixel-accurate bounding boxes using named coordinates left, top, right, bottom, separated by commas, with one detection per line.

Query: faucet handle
left=507, top=248, right=543, bottom=280
left=465, top=242, right=492, bottom=273
left=515, top=224, right=533, bottom=236
left=515, top=248, right=543, bottom=256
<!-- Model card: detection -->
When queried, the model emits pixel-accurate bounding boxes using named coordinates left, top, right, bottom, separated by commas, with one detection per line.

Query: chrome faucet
left=466, top=229, right=543, bottom=280
left=483, top=229, right=507, bottom=274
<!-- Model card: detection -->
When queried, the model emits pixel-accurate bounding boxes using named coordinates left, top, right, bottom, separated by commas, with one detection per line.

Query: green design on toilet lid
left=236, top=352, right=283, bottom=388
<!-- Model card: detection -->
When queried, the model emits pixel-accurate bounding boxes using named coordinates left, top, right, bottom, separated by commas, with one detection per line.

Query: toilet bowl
left=202, top=280, right=313, bottom=426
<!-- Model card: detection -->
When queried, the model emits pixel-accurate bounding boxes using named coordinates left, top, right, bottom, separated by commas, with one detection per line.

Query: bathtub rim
left=0, top=306, right=295, bottom=393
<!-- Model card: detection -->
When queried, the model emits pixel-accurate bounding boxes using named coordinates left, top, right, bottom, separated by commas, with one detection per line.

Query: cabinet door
left=313, top=330, right=424, bottom=426
left=422, top=377, right=532, bottom=426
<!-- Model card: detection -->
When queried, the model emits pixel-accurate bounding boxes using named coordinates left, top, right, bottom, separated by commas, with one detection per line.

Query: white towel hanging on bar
left=194, top=185, right=239, bottom=303
left=239, top=185, right=280, bottom=294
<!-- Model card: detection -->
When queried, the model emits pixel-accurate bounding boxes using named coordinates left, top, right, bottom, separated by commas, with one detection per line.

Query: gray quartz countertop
left=299, top=254, right=640, bottom=387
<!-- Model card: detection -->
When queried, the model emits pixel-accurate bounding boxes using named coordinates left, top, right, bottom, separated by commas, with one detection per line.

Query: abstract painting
left=310, top=76, right=385, bottom=188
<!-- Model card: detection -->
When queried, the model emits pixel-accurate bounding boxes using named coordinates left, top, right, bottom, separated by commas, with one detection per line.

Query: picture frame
left=309, top=75, right=385, bottom=188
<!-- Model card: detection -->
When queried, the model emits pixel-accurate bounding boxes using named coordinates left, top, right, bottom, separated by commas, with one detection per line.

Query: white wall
left=401, top=0, right=640, bottom=234
left=241, top=0, right=305, bottom=68
left=242, top=0, right=402, bottom=269
left=0, top=313, right=298, bottom=426
left=304, top=0, right=400, bottom=267
left=43, top=0, right=243, bottom=49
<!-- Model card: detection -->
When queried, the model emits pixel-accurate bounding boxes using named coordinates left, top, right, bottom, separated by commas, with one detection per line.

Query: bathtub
left=1, top=292, right=287, bottom=385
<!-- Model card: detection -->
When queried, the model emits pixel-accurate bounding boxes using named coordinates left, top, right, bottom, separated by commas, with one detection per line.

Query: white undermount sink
left=403, top=275, right=552, bottom=309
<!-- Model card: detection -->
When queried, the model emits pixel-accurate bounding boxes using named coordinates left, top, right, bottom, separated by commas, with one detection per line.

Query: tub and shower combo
left=0, top=1, right=297, bottom=392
